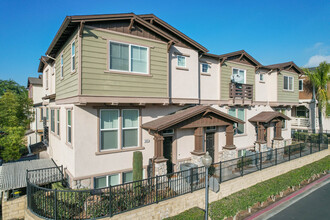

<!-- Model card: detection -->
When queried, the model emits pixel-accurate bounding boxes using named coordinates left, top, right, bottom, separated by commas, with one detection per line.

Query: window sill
left=71, top=70, right=77, bottom=75
left=234, top=134, right=247, bottom=137
left=96, top=146, right=145, bottom=155
left=259, top=81, right=265, bottom=83
left=66, top=142, right=73, bottom=149
left=50, top=131, right=61, bottom=140
left=282, top=89, right=294, bottom=93
left=176, top=67, right=189, bottom=71
left=104, top=70, right=152, bottom=77
left=201, top=73, right=211, bottom=76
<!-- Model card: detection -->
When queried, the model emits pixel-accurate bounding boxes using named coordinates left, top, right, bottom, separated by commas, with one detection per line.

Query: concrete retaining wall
left=2, top=195, right=26, bottom=220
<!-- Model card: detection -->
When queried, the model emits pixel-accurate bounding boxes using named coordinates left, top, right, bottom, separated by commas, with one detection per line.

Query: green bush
left=209, top=156, right=330, bottom=219
left=237, top=157, right=252, bottom=169
left=133, top=151, right=143, bottom=183
left=165, top=207, right=205, bottom=220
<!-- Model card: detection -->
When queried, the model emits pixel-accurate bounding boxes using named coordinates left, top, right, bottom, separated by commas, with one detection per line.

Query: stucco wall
left=170, top=46, right=199, bottom=100
left=255, top=70, right=277, bottom=102
left=200, top=57, right=220, bottom=101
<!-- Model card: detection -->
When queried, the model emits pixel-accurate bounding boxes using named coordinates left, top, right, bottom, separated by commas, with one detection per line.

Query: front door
left=206, top=133, right=215, bottom=163
left=163, top=136, right=173, bottom=174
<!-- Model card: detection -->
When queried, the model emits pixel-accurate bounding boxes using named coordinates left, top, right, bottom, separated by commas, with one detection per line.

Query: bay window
left=109, top=41, right=148, bottom=74
left=283, top=76, right=294, bottom=91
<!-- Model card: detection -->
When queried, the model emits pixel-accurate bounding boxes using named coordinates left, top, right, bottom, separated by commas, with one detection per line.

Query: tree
left=304, top=61, right=330, bottom=133
left=0, top=80, right=33, bottom=162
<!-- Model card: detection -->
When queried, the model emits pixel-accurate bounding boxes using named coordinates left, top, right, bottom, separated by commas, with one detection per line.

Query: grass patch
left=168, top=156, right=329, bottom=220
left=165, top=207, right=205, bottom=220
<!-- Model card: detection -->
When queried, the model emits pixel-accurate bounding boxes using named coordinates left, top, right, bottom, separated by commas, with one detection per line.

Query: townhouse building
left=34, top=13, right=301, bottom=189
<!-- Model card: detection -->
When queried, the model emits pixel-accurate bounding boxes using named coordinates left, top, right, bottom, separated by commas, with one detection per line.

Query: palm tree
left=304, top=61, right=330, bottom=133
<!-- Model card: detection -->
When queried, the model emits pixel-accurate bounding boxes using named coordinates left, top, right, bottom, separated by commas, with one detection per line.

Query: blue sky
left=0, top=0, right=329, bottom=86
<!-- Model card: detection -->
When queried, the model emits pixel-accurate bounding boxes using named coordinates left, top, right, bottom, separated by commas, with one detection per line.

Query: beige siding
left=81, top=27, right=168, bottom=98
left=220, top=61, right=255, bottom=100
left=55, top=29, right=79, bottom=100
left=277, top=70, right=299, bottom=103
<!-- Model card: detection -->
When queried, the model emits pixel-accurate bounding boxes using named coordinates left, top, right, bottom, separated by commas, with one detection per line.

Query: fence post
left=259, top=152, right=262, bottom=170
left=275, top=148, right=277, bottom=165
left=109, top=185, right=112, bottom=217
left=190, top=168, right=193, bottom=193
left=155, top=175, right=159, bottom=204
left=288, top=145, right=291, bottom=161
left=219, top=161, right=222, bottom=183
left=300, top=143, right=302, bottom=157
left=241, top=156, right=244, bottom=176
left=54, top=189, right=57, bottom=220
left=319, top=134, right=321, bottom=151
left=310, top=141, right=312, bottom=154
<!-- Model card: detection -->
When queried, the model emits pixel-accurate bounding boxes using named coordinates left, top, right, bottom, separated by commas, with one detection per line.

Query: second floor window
left=45, top=70, right=49, bottom=89
left=201, top=63, right=209, bottom=73
left=51, top=109, right=55, bottom=132
left=299, top=79, right=304, bottom=91
left=177, top=55, right=186, bottom=67
left=283, top=76, right=293, bottom=91
left=259, top=74, right=264, bottom=81
left=109, top=41, right=148, bottom=74
left=232, top=68, right=245, bottom=84
left=71, top=41, right=75, bottom=72
left=60, top=54, right=64, bottom=78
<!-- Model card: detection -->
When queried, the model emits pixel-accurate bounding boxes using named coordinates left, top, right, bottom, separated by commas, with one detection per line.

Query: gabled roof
left=263, top=61, right=304, bottom=74
left=38, top=56, right=52, bottom=73
left=27, top=76, right=42, bottom=87
left=46, top=13, right=182, bottom=57
left=249, top=111, right=291, bottom=123
left=139, top=14, right=208, bottom=53
left=142, top=105, right=244, bottom=132
left=218, top=50, right=262, bottom=67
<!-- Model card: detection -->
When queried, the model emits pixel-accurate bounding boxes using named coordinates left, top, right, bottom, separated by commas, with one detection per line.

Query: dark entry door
left=206, top=133, right=215, bottom=163
left=163, top=136, right=173, bottom=173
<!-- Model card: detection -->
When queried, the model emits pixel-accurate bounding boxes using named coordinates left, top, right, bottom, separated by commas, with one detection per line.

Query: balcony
left=229, top=83, right=253, bottom=104
left=291, top=117, right=318, bottom=128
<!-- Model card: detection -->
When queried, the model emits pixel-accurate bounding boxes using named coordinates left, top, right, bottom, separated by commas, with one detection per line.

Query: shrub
left=133, top=151, right=143, bottom=189
left=165, top=207, right=204, bottom=220
left=237, top=157, right=252, bottom=169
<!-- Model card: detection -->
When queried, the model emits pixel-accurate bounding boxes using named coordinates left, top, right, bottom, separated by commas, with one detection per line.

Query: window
left=299, top=79, right=303, bottom=91
left=283, top=76, right=294, bottom=91
left=259, top=74, right=264, bottom=81
left=162, top=129, right=174, bottom=135
left=206, top=126, right=216, bottom=131
left=238, top=149, right=246, bottom=157
left=276, top=109, right=286, bottom=129
left=60, top=54, right=64, bottom=78
left=232, top=68, right=245, bottom=84
left=109, top=41, right=148, bottom=74
left=296, top=106, right=309, bottom=118
left=57, top=109, right=60, bottom=136
left=45, top=70, right=49, bottom=89
left=67, top=109, right=72, bottom=144
left=94, top=174, right=120, bottom=189
left=123, top=171, right=133, bottom=183
left=51, top=109, right=55, bottom=132
left=122, top=109, right=139, bottom=148
left=40, top=108, right=43, bottom=121
left=177, top=55, right=186, bottom=67
left=100, top=110, right=119, bottom=150
left=71, top=41, right=75, bottom=72
left=201, top=63, right=209, bottom=73
left=228, top=108, right=245, bottom=135
left=46, top=108, right=49, bottom=121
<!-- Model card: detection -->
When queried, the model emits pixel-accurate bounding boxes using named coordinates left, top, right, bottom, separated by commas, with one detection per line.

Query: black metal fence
left=27, top=133, right=328, bottom=219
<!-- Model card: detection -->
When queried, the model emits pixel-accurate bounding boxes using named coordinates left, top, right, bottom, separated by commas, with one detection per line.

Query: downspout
left=311, top=85, right=316, bottom=133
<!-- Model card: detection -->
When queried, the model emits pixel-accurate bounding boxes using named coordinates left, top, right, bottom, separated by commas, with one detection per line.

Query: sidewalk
left=246, top=173, right=330, bottom=220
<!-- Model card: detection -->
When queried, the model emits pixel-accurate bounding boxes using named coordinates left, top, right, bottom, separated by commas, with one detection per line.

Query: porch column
left=192, top=127, right=204, bottom=155
left=153, top=133, right=165, bottom=161
left=224, top=124, right=235, bottom=149
left=274, top=120, right=283, bottom=140
left=256, top=123, right=266, bottom=143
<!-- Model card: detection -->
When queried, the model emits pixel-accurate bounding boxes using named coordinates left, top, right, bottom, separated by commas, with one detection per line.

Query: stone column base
left=273, top=139, right=284, bottom=149
left=220, top=149, right=236, bottom=161
left=154, top=160, right=167, bottom=176
left=191, top=153, right=204, bottom=167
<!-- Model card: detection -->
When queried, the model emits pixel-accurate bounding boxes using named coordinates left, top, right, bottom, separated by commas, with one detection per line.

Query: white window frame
left=51, top=109, right=55, bottom=132
left=45, top=69, right=49, bottom=90
left=232, top=68, right=246, bottom=84
left=283, top=75, right=294, bottom=91
left=94, top=173, right=121, bottom=189
left=228, top=108, right=245, bottom=135
left=100, top=109, right=120, bottom=151
left=71, top=41, right=75, bottom=72
left=177, top=55, right=186, bottom=68
left=60, top=53, right=64, bottom=79
left=56, top=109, right=60, bottom=136
left=122, top=171, right=133, bottom=184
left=259, top=73, right=264, bottom=82
left=201, top=63, right=209, bottom=73
left=121, top=109, right=139, bottom=148
left=109, top=40, right=149, bottom=75
left=67, top=109, right=72, bottom=144
left=299, top=79, right=304, bottom=91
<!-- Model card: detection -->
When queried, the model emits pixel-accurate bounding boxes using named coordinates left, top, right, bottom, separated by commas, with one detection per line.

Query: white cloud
left=304, top=55, right=330, bottom=67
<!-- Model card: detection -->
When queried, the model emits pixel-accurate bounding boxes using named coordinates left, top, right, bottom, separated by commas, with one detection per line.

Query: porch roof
left=248, top=111, right=291, bottom=123
left=141, top=105, right=244, bottom=132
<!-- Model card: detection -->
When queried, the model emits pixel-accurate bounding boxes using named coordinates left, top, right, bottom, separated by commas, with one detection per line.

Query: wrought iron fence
left=27, top=133, right=328, bottom=219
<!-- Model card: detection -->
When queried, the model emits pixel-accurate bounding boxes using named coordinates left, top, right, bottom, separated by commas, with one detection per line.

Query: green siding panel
left=220, top=61, right=255, bottom=100
left=277, top=71, right=299, bottom=103
left=55, top=29, right=79, bottom=100
left=81, top=27, right=168, bottom=98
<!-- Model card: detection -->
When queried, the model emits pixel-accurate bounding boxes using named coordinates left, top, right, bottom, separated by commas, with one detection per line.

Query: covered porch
left=141, top=105, right=244, bottom=176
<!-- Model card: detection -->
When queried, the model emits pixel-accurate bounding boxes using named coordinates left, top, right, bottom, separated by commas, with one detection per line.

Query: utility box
left=180, top=163, right=198, bottom=184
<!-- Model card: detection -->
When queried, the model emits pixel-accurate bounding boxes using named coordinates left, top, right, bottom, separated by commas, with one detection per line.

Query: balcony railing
left=292, top=117, right=319, bottom=128
left=229, top=83, right=253, bottom=100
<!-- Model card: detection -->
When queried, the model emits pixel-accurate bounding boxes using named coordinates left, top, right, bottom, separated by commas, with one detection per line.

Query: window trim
left=56, top=109, right=60, bottom=136
left=201, top=63, right=209, bottom=73
left=60, top=53, right=64, bottom=79
left=259, top=73, right=264, bottom=82
left=299, top=79, right=304, bottom=91
left=94, top=173, right=120, bottom=189
left=50, top=109, right=55, bottom=133
left=121, top=109, right=139, bottom=149
left=66, top=109, right=72, bottom=145
left=228, top=108, right=246, bottom=135
left=177, top=55, right=186, bottom=68
left=231, top=67, right=246, bottom=84
left=99, top=109, right=120, bottom=151
left=283, top=75, right=294, bottom=91
left=122, top=171, right=133, bottom=184
left=45, top=69, right=49, bottom=90
left=71, top=41, right=76, bottom=73
left=108, top=40, right=150, bottom=75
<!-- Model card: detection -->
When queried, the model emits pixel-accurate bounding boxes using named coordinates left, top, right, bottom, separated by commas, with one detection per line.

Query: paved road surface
left=268, top=181, right=330, bottom=220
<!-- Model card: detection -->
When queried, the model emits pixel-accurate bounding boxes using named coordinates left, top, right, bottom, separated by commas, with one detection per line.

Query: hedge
left=168, top=156, right=329, bottom=220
